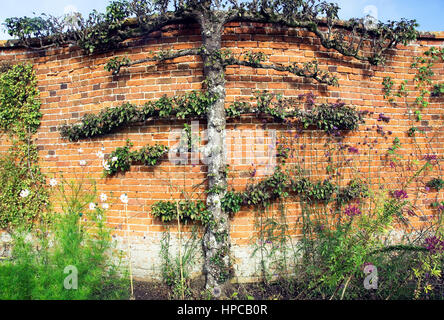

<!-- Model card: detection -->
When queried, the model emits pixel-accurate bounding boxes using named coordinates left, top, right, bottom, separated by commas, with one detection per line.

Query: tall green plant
left=0, top=178, right=130, bottom=300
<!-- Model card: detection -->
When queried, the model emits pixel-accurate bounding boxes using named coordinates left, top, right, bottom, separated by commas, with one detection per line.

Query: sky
left=0, top=0, right=443, bottom=39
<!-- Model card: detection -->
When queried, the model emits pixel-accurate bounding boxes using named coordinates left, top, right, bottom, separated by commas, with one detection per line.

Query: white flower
left=96, top=151, right=105, bottom=159
left=101, top=203, right=109, bottom=210
left=101, top=147, right=105, bottom=151
left=120, top=193, right=129, bottom=204
left=111, top=156, right=118, bottom=162
left=49, top=178, right=58, bottom=187
left=20, top=189, right=30, bottom=198
left=100, top=193, right=108, bottom=202
left=79, top=160, right=87, bottom=166
left=89, top=202, right=96, bottom=210
left=78, top=148, right=83, bottom=154
left=102, top=160, right=110, bottom=171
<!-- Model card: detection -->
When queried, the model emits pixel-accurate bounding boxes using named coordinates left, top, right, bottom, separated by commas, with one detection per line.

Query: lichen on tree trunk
left=199, top=14, right=231, bottom=294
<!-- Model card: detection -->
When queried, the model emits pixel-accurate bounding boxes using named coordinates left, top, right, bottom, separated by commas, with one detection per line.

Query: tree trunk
left=199, top=15, right=231, bottom=295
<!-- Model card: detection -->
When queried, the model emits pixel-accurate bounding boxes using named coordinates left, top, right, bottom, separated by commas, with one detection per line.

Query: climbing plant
left=0, top=64, right=48, bottom=230
left=382, top=46, right=444, bottom=135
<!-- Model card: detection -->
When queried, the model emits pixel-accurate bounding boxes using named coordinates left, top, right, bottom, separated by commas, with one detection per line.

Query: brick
left=0, top=22, right=442, bottom=282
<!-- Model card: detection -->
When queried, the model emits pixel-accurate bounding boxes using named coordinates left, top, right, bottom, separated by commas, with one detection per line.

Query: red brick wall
left=0, top=23, right=443, bottom=279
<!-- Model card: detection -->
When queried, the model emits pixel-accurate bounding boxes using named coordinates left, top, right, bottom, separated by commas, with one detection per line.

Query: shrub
left=0, top=179, right=130, bottom=300
left=296, top=191, right=437, bottom=300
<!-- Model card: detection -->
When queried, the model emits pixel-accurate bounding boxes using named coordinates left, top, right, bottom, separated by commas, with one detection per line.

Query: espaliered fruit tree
left=5, top=0, right=418, bottom=293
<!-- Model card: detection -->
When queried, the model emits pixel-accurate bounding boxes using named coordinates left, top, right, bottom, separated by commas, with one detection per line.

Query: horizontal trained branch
left=105, top=47, right=202, bottom=75
left=151, top=199, right=212, bottom=225
left=59, top=90, right=216, bottom=141
left=60, top=91, right=365, bottom=141
left=149, top=167, right=369, bottom=220
left=224, top=56, right=338, bottom=86
left=103, top=139, right=168, bottom=176
left=216, top=167, right=369, bottom=215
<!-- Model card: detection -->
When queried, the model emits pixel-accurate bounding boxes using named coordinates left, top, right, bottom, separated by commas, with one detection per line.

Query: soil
left=133, top=281, right=172, bottom=300
left=133, top=278, right=303, bottom=300
left=132, top=276, right=444, bottom=300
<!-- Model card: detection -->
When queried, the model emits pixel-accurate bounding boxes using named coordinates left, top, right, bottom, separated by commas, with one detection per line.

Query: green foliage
left=0, top=152, right=48, bottom=229
left=432, top=83, right=444, bottom=97
left=133, top=143, right=169, bottom=165
left=300, top=102, right=365, bottom=133
left=60, top=102, right=141, bottom=141
left=382, top=76, right=394, bottom=100
left=3, top=0, right=418, bottom=64
left=60, top=89, right=364, bottom=143
left=411, top=47, right=443, bottom=116
left=5, top=1, right=135, bottom=53
left=0, top=64, right=48, bottom=230
left=222, top=168, right=354, bottom=214
left=151, top=200, right=212, bottom=225
left=173, top=91, right=217, bottom=119
left=387, top=137, right=402, bottom=162
left=3, top=15, right=54, bottom=42
left=251, top=203, right=291, bottom=283
left=382, top=47, right=443, bottom=130
left=297, top=191, right=425, bottom=299
left=0, top=179, right=129, bottom=300
left=209, top=241, right=232, bottom=284
left=239, top=92, right=365, bottom=133
left=160, top=230, right=200, bottom=299
left=60, top=91, right=217, bottom=141
left=243, top=169, right=291, bottom=207
left=106, top=140, right=132, bottom=175
left=426, top=178, right=444, bottom=191
left=407, top=126, right=424, bottom=137
left=243, top=51, right=267, bottom=66
left=221, top=191, right=244, bottom=214
left=226, top=101, right=249, bottom=118
left=304, top=179, right=335, bottom=203
left=412, top=250, right=443, bottom=299
left=382, top=77, right=408, bottom=102
left=104, top=56, right=131, bottom=74
left=0, top=63, right=42, bottom=137
left=337, top=179, right=369, bottom=206
left=104, top=139, right=168, bottom=176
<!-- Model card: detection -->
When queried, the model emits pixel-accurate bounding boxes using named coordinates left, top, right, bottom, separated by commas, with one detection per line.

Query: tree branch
left=226, top=7, right=417, bottom=65
left=223, top=57, right=338, bottom=86
left=105, top=47, right=202, bottom=75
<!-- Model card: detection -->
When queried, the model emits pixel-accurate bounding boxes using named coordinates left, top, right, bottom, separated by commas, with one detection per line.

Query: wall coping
left=0, top=18, right=442, bottom=49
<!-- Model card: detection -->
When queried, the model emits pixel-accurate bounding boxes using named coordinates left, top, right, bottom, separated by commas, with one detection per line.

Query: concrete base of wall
left=0, top=228, right=417, bottom=284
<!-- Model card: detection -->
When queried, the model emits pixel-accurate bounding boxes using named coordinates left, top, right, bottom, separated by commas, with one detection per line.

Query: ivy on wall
left=0, top=64, right=48, bottom=230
